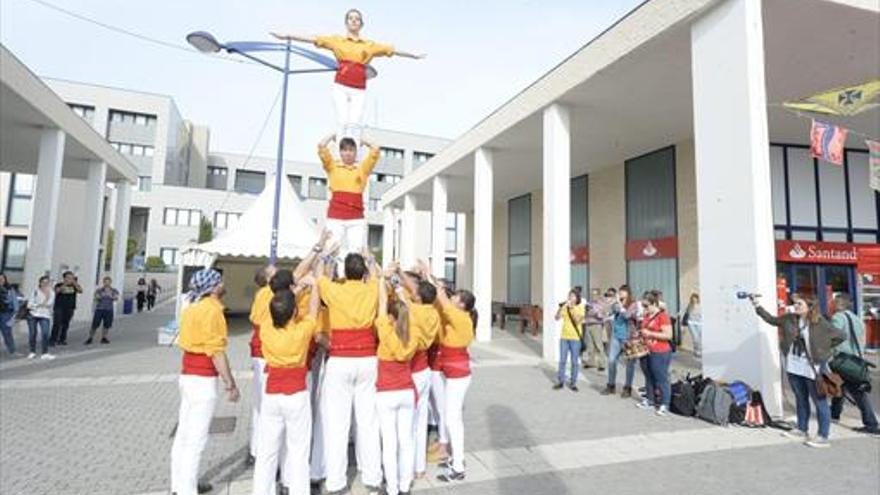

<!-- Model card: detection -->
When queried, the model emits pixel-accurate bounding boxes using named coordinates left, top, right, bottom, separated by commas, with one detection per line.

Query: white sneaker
left=40, top=353, right=56, bottom=361
left=636, top=399, right=654, bottom=410
left=27, top=352, right=36, bottom=359
left=655, top=405, right=670, bottom=416
left=805, top=437, right=831, bottom=448
left=782, top=430, right=807, bottom=440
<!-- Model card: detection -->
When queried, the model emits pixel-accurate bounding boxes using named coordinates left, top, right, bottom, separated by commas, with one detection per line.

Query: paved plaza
left=1, top=301, right=878, bottom=495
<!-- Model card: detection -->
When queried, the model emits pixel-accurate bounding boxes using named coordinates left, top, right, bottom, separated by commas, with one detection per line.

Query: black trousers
left=50, top=306, right=75, bottom=344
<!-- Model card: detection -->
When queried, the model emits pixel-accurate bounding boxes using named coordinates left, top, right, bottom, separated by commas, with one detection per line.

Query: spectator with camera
left=553, top=289, right=586, bottom=391
left=751, top=293, right=845, bottom=448
left=601, top=285, right=641, bottom=398
left=50, top=271, right=82, bottom=346
left=635, top=291, right=674, bottom=415
left=828, top=292, right=879, bottom=436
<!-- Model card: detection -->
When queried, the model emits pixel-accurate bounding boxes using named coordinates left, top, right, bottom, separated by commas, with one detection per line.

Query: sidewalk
left=1, top=305, right=878, bottom=495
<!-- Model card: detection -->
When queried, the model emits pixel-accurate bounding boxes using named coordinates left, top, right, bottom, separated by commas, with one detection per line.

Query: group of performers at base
left=170, top=233, right=475, bottom=495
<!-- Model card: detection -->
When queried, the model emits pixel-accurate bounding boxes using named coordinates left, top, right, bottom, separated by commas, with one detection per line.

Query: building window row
left=214, top=211, right=242, bottom=230
left=414, top=151, right=434, bottom=165
left=163, top=207, right=201, bottom=227
left=109, top=110, right=157, bottom=127
left=68, top=104, right=95, bottom=120
left=111, top=141, right=155, bottom=157
left=370, top=173, right=402, bottom=185
left=380, top=147, right=405, bottom=160
left=6, top=173, right=35, bottom=227
left=234, top=170, right=266, bottom=194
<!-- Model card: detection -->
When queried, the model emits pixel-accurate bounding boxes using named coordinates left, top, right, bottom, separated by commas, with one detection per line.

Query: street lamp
left=186, top=31, right=338, bottom=264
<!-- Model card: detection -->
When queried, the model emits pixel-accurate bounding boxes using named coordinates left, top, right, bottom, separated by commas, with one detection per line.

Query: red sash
left=335, top=60, right=368, bottom=89
left=249, top=324, right=262, bottom=358
left=327, top=191, right=365, bottom=220
left=265, top=366, right=308, bottom=395
left=376, top=360, right=415, bottom=392
left=410, top=349, right=429, bottom=373
left=439, top=346, right=471, bottom=378
left=330, top=328, right=377, bottom=357
left=181, top=352, right=218, bottom=377
left=428, top=344, right=442, bottom=372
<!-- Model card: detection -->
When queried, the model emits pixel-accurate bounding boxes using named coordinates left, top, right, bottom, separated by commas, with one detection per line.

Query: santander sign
left=776, top=240, right=859, bottom=265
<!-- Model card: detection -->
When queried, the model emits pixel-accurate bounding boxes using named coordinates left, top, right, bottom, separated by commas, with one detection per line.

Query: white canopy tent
left=177, top=174, right=321, bottom=313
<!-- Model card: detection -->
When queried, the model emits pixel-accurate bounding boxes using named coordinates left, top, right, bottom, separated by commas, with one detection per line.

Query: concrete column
left=542, top=104, right=572, bottom=363
left=473, top=148, right=494, bottom=342
left=79, top=161, right=107, bottom=317
left=691, top=0, right=782, bottom=417
left=381, top=206, right=395, bottom=268
left=111, top=181, right=132, bottom=312
left=399, top=194, right=417, bottom=268
left=22, top=129, right=65, bottom=295
left=430, top=176, right=448, bottom=278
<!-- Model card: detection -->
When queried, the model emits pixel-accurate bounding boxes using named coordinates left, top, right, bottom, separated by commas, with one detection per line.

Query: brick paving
left=1, top=301, right=878, bottom=495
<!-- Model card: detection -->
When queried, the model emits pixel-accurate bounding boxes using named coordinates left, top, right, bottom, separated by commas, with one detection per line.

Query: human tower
left=169, top=9, right=476, bottom=495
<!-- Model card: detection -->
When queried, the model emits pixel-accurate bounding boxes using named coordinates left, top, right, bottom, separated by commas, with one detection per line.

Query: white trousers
left=411, top=369, right=431, bottom=473
left=377, top=390, right=415, bottom=495
left=252, top=391, right=311, bottom=495
left=326, top=218, right=367, bottom=265
left=444, top=375, right=471, bottom=473
left=321, top=356, right=381, bottom=492
left=309, top=353, right=326, bottom=481
left=250, top=357, right=265, bottom=457
left=429, top=370, right=448, bottom=444
left=170, top=375, right=217, bottom=495
left=333, top=82, right=367, bottom=141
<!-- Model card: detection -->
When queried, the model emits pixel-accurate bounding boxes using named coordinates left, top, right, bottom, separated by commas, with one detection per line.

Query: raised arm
left=294, top=229, right=332, bottom=281
left=306, top=276, right=320, bottom=319
left=379, top=274, right=388, bottom=317
left=752, top=299, right=782, bottom=327
left=357, top=139, right=381, bottom=176
left=318, top=134, right=337, bottom=172
left=270, top=32, right=317, bottom=44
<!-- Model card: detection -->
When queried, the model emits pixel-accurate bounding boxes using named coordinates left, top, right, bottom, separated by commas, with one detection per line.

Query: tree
left=105, top=230, right=141, bottom=269
left=198, top=216, right=213, bottom=243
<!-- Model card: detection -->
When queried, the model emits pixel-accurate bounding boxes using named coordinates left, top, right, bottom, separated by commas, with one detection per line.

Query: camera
left=736, top=291, right=761, bottom=300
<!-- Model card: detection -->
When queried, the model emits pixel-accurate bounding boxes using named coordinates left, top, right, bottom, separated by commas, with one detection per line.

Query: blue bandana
left=189, top=268, right=222, bottom=302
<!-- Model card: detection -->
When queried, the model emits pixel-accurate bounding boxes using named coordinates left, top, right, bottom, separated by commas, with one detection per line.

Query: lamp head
left=187, top=31, right=223, bottom=53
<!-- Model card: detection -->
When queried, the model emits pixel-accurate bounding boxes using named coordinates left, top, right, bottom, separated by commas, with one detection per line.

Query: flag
left=868, top=140, right=880, bottom=192
left=810, top=120, right=847, bottom=165
left=784, top=79, right=880, bottom=116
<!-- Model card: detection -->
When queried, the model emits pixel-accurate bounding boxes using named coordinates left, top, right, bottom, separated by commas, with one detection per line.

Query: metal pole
left=270, top=41, right=292, bottom=264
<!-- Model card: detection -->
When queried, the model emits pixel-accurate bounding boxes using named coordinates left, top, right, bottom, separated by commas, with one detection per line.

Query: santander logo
left=642, top=241, right=658, bottom=257
left=788, top=243, right=807, bottom=260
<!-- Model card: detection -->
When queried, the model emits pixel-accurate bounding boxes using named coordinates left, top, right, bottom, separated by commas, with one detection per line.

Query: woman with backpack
left=635, top=291, right=674, bottom=416
left=751, top=293, right=846, bottom=448
left=553, top=289, right=586, bottom=391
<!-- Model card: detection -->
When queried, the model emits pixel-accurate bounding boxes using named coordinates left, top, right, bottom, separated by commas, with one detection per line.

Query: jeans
left=89, top=310, right=114, bottom=339
left=688, top=322, right=702, bottom=354
left=557, top=338, right=581, bottom=385
left=641, top=351, right=672, bottom=407
left=607, top=336, right=635, bottom=388
left=0, top=312, right=15, bottom=354
left=788, top=372, right=831, bottom=439
left=831, top=382, right=879, bottom=429
left=50, top=306, right=74, bottom=344
left=27, top=316, right=50, bottom=354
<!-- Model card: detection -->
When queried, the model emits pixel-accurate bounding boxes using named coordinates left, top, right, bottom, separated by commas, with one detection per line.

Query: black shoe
left=309, top=481, right=323, bottom=495
left=552, top=382, right=564, bottom=390
left=100, top=338, right=109, bottom=344
left=197, top=481, right=213, bottom=494
left=277, top=485, right=289, bottom=495
left=597, top=367, right=605, bottom=372
left=854, top=426, right=880, bottom=437
left=83, top=338, right=93, bottom=345
left=59, top=341, right=68, bottom=346
left=437, top=469, right=465, bottom=482
left=569, top=383, right=579, bottom=392
left=245, top=453, right=255, bottom=467
left=600, top=385, right=616, bottom=395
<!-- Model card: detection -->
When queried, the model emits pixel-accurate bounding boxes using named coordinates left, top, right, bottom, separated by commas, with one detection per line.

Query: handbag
left=799, top=330, right=843, bottom=399
left=829, top=313, right=875, bottom=390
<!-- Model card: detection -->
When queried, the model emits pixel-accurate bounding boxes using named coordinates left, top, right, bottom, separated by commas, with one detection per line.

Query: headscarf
left=188, top=268, right=222, bottom=302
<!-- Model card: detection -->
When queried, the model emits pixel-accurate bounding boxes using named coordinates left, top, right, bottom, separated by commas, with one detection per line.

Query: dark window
left=1, top=236, right=27, bottom=272
left=207, top=166, right=228, bottom=190
left=508, top=194, right=531, bottom=304
left=6, top=174, right=34, bottom=227
left=288, top=175, right=303, bottom=198
left=234, top=170, right=266, bottom=194
left=309, top=178, right=328, bottom=200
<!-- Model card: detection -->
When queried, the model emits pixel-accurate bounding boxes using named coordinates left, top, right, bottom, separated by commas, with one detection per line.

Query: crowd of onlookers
left=553, top=285, right=878, bottom=445
left=0, top=271, right=157, bottom=360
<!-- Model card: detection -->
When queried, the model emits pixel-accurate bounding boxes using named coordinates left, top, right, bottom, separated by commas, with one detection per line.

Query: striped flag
left=868, top=140, right=880, bottom=192
left=810, top=119, right=847, bottom=165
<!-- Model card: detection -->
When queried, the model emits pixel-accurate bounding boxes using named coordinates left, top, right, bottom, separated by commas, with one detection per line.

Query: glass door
left=819, top=264, right=857, bottom=315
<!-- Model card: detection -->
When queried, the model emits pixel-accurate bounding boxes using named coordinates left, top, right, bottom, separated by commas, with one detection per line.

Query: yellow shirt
left=249, top=286, right=273, bottom=325
left=259, top=314, right=317, bottom=368
left=376, top=315, right=418, bottom=361
left=318, top=145, right=380, bottom=194
left=438, top=302, right=474, bottom=348
left=410, top=303, right=441, bottom=351
left=295, top=287, right=329, bottom=334
left=314, top=35, right=394, bottom=64
left=559, top=304, right=585, bottom=341
left=318, top=276, right=379, bottom=330
left=178, top=296, right=228, bottom=356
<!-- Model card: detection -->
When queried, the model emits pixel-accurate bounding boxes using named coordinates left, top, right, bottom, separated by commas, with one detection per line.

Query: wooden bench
left=492, top=302, right=543, bottom=336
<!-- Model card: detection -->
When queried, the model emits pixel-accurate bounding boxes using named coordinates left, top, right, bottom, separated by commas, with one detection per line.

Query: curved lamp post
left=186, top=31, right=338, bottom=264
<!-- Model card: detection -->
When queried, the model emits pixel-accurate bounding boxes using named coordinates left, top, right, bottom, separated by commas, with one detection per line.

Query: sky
left=0, top=0, right=643, bottom=162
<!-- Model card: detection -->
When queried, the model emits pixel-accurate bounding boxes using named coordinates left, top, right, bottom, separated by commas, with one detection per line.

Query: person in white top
left=27, top=275, right=56, bottom=360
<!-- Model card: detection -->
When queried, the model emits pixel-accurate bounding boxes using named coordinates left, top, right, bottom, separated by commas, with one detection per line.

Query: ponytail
left=387, top=299, right=410, bottom=345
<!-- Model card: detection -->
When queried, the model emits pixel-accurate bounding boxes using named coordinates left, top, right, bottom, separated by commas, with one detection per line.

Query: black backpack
left=670, top=379, right=697, bottom=416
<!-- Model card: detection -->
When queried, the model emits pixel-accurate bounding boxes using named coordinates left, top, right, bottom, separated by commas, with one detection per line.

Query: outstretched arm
left=393, top=49, right=426, bottom=59
left=270, top=32, right=317, bottom=44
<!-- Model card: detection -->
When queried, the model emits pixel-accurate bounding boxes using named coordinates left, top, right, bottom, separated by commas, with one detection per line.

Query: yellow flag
left=784, top=79, right=880, bottom=116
